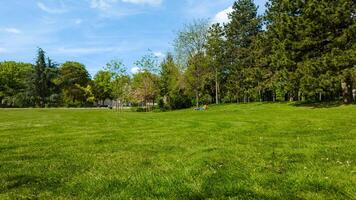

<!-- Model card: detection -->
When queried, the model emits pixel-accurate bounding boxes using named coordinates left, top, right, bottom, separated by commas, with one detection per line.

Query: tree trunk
left=341, top=73, right=353, bottom=104
left=215, top=68, right=219, bottom=104
left=196, top=90, right=199, bottom=108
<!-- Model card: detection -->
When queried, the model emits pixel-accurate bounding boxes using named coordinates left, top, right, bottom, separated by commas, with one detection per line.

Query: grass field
left=0, top=103, right=355, bottom=199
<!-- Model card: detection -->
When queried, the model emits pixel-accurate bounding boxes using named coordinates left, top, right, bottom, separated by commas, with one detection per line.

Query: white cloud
left=3, top=28, right=21, bottom=34
left=122, top=0, right=162, bottom=6
left=37, top=2, right=67, bottom=14
left=90, top=0, right=117, bottom=11
left=212, top=6, right=233, bottom=24
left=130, top=66, right=140, bottom=74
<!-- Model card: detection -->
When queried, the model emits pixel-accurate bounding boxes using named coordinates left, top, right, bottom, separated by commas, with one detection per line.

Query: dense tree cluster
left=0, top=0, right=355, bottom=109
left=174, top=0, right=355, bottom=105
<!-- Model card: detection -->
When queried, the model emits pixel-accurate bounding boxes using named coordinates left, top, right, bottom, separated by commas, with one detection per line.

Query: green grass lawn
left=0, top=103, right=355, bottom=199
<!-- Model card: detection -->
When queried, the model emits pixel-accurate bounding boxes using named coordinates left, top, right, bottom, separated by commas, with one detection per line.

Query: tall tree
left=105, top=59, right=130, bottom=110
left=174, top=19, right=210, bottom=69
left=132, top=72, right=159, bottom=111
left=93, top=70, right=113, bottom=105
left=185, top=53, right=211, bottom=108
left=225, top=0, right=262, bottom=102
left=206, top=23, right=225, bottom=104
left=33, top=48, right=48, bottom=107
left=266, top=0, right=355, bottom=102
left=133, top=51, right=160, bottom=111
left=159, top=53, right=180, bottom=109
left=58, top=61, right=91, bottom=105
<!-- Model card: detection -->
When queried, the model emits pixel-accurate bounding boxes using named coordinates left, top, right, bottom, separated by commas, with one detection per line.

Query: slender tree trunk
left=236, top=92, right=239, bottom=104
left=215, top=68, right=219, bottom=105
left=341, top=73, right=353, bottom=104
left=196, top=90, right=199, bottom=108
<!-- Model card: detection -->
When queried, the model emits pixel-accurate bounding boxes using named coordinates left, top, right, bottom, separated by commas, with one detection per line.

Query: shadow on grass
left=292, top=101, right=353, bottom=108
left=2, top=174, right=61, bottom=193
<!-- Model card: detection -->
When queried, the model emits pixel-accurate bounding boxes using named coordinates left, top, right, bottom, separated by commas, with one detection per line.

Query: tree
left=266, top=0, right=355, bottom=103
left=133, top=51, right=160, bottom=111
left=32, top=48, right=48, bottom=107
left=159, top=53, right=181, bottom=109
left=134, top=50, right=160, bottom=73
left=185, top=53, right=211, bottom=108
left=58, top=61, right=91, bottom=106
left=93, top=70, right=113, bottom=105
left=206, top=23, right=225, bottom=104
left=174, top=19, right=210, bottom=69
left=105, top=59, right=130, bottom=110
left=45, top=58, right=61, bottom=106
left=225, top=0, right=262, bottom=102
left=132, top=71, right=159, bottom=111
left=0, top=61, right=33, bottom=107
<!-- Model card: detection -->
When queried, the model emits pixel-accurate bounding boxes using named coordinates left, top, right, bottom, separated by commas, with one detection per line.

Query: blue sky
left=0, top=0, right=267, bottom=76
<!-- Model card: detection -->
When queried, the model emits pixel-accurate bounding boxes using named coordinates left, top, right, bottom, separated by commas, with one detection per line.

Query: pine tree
left=266, top=0, right=355, bottom=102
left=33, top=48, right=48, bottom=107
left=225, top=0, right=262, bottom=102
left=265, top=0, right=305, bottom=101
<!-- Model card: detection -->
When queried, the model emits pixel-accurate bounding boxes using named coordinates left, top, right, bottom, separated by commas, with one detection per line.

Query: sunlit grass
left=0, top=103, right=355, bottom=199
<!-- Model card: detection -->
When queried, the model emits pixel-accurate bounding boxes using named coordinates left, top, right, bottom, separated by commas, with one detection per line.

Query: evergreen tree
left=266, top=0, right=355, bottom=102
left=225, top=0, right=262, bottom=102
left=33, top=48, right=48, bottom=107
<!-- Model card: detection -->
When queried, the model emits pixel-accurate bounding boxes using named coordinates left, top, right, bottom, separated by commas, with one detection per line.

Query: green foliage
left=134, top=50, right=159, bottom=74
left=93, top=70, right=113, bottom=103
left=206, top=23, right=225, bottom=104
left=32, top=48, right=59, bottom=107
left=185, top=53, right=211, bottom=107
left=0, top=61, right=33, bottom=107
left=159, top=53, right=189, bottom=110
left=132, top=71, right=159, bottom=110
left=58, top=61, right=91, bottom=106
left=266, top=0, right=355, bottom=102
left=225, top=0, right=262, bottom=102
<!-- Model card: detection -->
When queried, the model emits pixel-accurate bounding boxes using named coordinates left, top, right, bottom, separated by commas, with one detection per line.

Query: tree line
left=0, top=0, right=355, bottom=109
